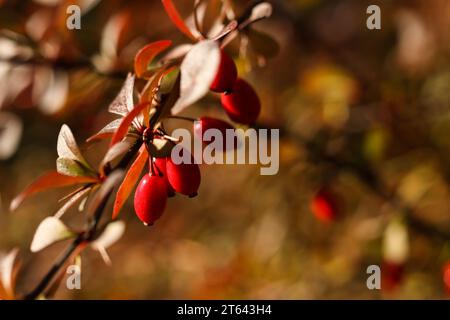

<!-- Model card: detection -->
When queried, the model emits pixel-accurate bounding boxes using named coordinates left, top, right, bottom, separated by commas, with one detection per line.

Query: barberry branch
left=23, top=140, right=143, bottom=300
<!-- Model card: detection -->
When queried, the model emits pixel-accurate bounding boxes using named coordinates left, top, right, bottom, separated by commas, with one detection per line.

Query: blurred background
left=1, top=0, right=450, bottom=299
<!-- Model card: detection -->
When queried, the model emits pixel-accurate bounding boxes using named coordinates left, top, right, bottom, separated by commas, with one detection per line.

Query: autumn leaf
left=110, top=102, right=150, bottom=147
left=134, top=40, right=173, bottom=78
left=239, top=2, right=273, bottom=29
left=108, top=73, right=135, bottom=116
left=0, top=111, right=23, bottom=160
left=91, top=220, right=126, bottom=265
left=162, top=0, right=197, bottom=41
left=87, top=119, right=140, bottom=143
left=10, top=171, right=98, bottom=211
left=171, top=40, right=220, bottom=114
left=86, top=119, right=123, bottom=143
left=112, top=145, right=148, bottom=219
left=56, top=157, right=96, bottom=177
left=0, top=248, right=20, bottom=300
left=99, top=11, right=131, bottom=58
left=30, top=217, right=76, bottom=252
left=57, top=124, right=91, bottom=168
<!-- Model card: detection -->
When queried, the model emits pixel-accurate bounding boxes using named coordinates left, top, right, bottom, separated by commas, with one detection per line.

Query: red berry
left=210, top=50, right=238, bottom=93
left=310, top=189, right=338, bottom=223
left=443, top=261, right=450, bottom=295
left=134, top=174, right=167, bottom=225
left=221, top=78, right=261, bottom=125
left=154, top=158, right=176, bottom=197
left=166, top=149, right=201, bottom=197
left=193, top=117, right=237, bottom=151
left=382, top=260, right=404, bottom=292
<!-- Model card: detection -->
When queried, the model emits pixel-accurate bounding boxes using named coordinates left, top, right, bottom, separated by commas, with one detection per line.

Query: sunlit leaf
left=134, top=40, right=173, bottom=79
left=99, top=11, right=131, bottom=58
left=162, top=0, right=197, bottom=41
left=108, top=73, right=135, bottom=116
left=240, top=2, right=273, bottom=29
left=93, top=221, right=126, bottom=249
left=57, top=124, right=90, bottom=169
left=0, top=112, right=23, bottom=160
left=171, top=40, right=220, bottom=114
left=113, top=145, right=148, bottom=219
left=37, top=70, right=68, bottom=115
left=91, top=221, right=126, bottom=265
left=0, top=248, right=20, bottom=300
left=87, top=119, right=140, bottom=143
left=110, top=102, right=150, bottom=147
left=10, top=171, right=98, bottom=211
left=87, top=119, right=122, bottom=143
left=30, top=217, right=76, bottom=253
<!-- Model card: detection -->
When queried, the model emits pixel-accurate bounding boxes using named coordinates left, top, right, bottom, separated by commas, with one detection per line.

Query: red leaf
left=112, top=145, right=148, bottom=219
left=110, top=102, right=150, bottom=147
left=134, top=40, right=173, bottom=78
left=162, top=0, right=197, bottom=41
left=10, top=172, right=98, bottom=211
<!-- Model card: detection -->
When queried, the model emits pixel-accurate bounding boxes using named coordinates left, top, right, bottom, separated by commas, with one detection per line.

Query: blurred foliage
left=1, top=0, right=450, bottom=299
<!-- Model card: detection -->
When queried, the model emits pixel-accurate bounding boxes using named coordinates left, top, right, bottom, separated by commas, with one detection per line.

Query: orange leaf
left=134, top=40, right=173, bottom=78
left=110, top=102, right=150, bottom=147
left=162, top=0, right=197, bottom=41
left=112, top=145, right=148, bottom=219
left=10, top=172, right=98, bottom=211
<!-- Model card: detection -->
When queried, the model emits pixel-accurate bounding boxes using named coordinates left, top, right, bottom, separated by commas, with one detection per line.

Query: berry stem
left=149, top=155, right=156, bottom=176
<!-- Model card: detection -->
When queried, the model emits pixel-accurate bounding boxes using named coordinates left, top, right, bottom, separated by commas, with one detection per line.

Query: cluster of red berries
left=211, top=50, right=261, bottom=125
left=134, top=151, right=201, bottom=226
left=133, top=50, right=260, bottom=226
